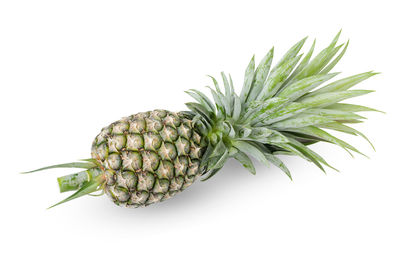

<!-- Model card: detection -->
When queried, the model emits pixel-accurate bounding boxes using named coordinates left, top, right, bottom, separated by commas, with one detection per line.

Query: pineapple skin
left=91, top=109, right=207, bottom=207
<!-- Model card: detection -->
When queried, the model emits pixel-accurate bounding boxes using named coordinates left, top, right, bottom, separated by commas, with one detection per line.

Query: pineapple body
left=91, top=110, right=206, bottom=207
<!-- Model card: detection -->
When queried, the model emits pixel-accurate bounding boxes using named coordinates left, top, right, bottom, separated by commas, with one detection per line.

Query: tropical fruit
left=24, top=31, right=380, bottom=208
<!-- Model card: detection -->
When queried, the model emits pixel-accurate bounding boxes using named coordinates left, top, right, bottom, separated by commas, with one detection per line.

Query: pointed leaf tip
left=47, top=179, right=101, bottom=209
left=21, top=161, right=97, bottom=174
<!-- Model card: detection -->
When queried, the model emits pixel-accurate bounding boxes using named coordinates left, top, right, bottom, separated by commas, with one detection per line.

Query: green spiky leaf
left=233, top=151, right=256, bottom=175
left=22, top=161, right=97, bottom=174
left=48, top=177, right=102, bottom=209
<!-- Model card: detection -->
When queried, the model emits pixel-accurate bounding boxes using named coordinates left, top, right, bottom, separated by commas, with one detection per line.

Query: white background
left=1, top=0, right=399, bottom=266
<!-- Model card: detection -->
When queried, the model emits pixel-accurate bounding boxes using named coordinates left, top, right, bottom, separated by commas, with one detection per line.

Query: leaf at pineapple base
left=21, top=161, right=97, bottom=174
left=48, top=176, right=102, bottom=209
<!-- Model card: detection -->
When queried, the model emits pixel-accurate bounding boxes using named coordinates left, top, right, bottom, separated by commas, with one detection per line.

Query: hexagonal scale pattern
left=91, top=110, right=206, bottom=207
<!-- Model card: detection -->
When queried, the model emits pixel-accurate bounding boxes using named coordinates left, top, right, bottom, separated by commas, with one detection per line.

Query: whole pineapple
left=24, top=31, right=381, bottom=208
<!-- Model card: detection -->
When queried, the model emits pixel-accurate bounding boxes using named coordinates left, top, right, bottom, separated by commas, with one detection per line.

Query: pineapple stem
left=48, top=174, right=104, bottom=209
left=57, top=168, right=102, bottom=193
left=21, top=159, right=106, bottom=209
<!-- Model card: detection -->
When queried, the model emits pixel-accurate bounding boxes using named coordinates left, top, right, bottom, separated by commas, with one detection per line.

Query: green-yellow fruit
left=23, top=31, right=381, bottom=209
left=91, top=110, right=205, bottom=207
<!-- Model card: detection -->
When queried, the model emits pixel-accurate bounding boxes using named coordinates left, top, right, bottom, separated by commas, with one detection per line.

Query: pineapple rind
left=91, top=110, right=206, bottom=207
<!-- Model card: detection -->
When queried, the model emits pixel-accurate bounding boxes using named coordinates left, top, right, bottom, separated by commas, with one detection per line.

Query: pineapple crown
left=184, top=30, right=380, bottom=180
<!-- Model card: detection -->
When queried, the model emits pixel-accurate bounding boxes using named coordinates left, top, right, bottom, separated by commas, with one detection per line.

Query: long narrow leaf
left=221, top=72, right=232, bottom=115
left=48, top=178, right=101, bottom=209
left=325, top=103, right=383, bottom=113
left=271, top=141, right=325, bottom=172
left=207, top=150, right=229, bottom=171
left=272, top=37, right=307, bottom=72
left=262, top=102, right=307, bottom=124
left=185, top=102, right=212, bottom=123
left=258, top=55, right=303, bottom=100
left=22, top=161, right=97, bottom=174
left=305, top=72, right=378, bottom=98
left=247, top=48, right=274, bottom=102
left=286, top=136, right=338, bottom=171
left=278, top=72, right=339, bottom=101
left=304, top=108, right=366, bottom=121
left=232, top=94, right=242, bottom=121
left=320, top=122, right=375, bottom=150
left=232, top=140, right=270, bottom=167
left=244, top=97, right=287, bottom=123
left=295, top=31, right=342, bottom=79
left=271, top=114, right=332, bottom=129
left=208, top=87, right=226, bottom=118
left=185, top=89, right=215, bottom=112
left=234, top=151, right=256, bottom=174
left=253, top=143, right=292, bottom=179
left=286, top=126, right=367, bottom=157
left=299, top=90, right=374, bottom=108
left=240, top=56, right=256, bottom=103
left=201, top=167, right=223, bottom=181
left=320, top=40, right=349, bottom=74
left=207, top=75, right=222, bottom=93
left=284, top=39, right=316, bottom=85
left=200, top=144, right=214, bottom=169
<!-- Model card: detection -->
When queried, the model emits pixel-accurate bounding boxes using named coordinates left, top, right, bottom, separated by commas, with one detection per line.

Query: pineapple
left=24, top=31, right=381, bottom=208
